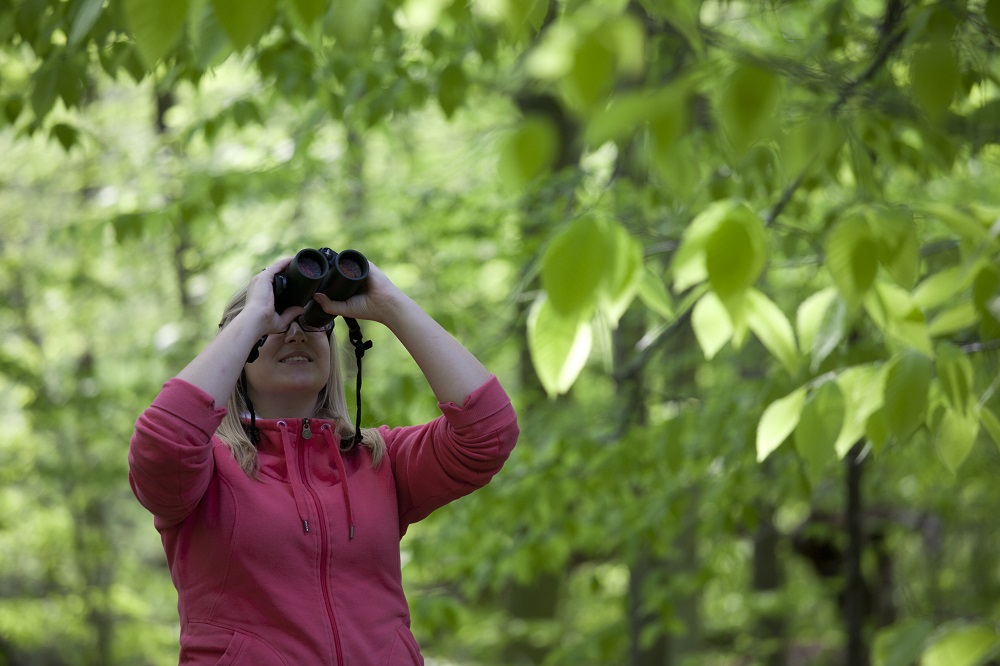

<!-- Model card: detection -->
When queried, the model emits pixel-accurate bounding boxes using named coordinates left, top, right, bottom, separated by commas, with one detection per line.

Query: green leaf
left=29, top=59, right=59, bottom=120
left=68, top=0, right=106, bottom=47
left=211, top=0, right=278, bottom=50
left=541, top=216, right=609, bottom=317
left=796, top=287, right=841, bottom=368
left=834, top=364, right=885, bottom=458
left=329, top=0, right=382, bottom=48
left=972, top=263, right=1000, bottom=321
left=881, top=349, right=932, bottom=441
left=756, top=386, right=807, bottom=462
left=914, top=265, right=972, bottom=310
left=874, top=619, right=933, bottom=666
left=285, top=0, right=328, bottom=28
left=987, top=0, right=1000, bottom=34
left=911, top=39, right=959, bottom=122
left=637, top=267, right=674, bottom=321
left=123, top=0, right=190, bottom=66
left=705, top=204, right=768, bottom=301
left=498, top=115, right=559, bottom=188
left=745, top=288, right=799, bottom=375
left=825, top=213, right=878, bottom=306
left=935, top=343, right=974, bottom=415
left=719, top=62, right=782, bottom=152
left=50, top=123, right=78, bottom=151
left=599, top=222, right=644, bottom=323
left=865, top=282, right=932, bottom=356
left=672, top=200, right=732, bottom=292
left=920, top=624, right=1000, bottom=666
left=980, top=406, right=1000, bottom=453
left=437, top=63, right=467, bottom=119
left=917, top=203, right=993, bottom=243
left=935, top=406, right=979, bottom=473
left=563, top=31, right=617, bottom=111
left=794, top=381, right=843, bottom=485
left=871, top=206, right=920, bottom=289
left=928, top=302, right=979, bottom=337
left=691, top=291, right=733, bottom=360
left=527, top=296, right=593, bottom=397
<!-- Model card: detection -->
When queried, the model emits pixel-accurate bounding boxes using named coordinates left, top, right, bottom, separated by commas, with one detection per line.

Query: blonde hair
left=215, top=283, right=386, bottom=477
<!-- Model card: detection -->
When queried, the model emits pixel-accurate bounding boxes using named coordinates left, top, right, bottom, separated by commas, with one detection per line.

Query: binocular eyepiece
left=274, top=247, right=369, bottom=328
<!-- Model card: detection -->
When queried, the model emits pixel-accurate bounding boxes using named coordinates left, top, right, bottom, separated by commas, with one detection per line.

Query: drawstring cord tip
left=303, top=520, right=310, bottom=534
left=349, top=526, right=354, bottom=540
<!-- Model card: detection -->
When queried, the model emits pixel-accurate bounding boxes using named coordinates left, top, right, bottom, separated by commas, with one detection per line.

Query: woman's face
left=243, top=318, right=332, bottom=418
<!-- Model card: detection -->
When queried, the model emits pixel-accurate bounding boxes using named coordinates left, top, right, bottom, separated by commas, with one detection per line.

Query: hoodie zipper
left=296, top=422, right=344, bottom=664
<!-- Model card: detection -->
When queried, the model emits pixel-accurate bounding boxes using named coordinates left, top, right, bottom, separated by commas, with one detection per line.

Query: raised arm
left=313, top=263, right=491, bottom=405
left=177, top=257, right=303, bottom=407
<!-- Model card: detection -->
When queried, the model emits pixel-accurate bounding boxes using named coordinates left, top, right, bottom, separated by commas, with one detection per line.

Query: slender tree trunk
left=752, top=505, right=786, bottom=666
left=844, top=440, right=869, bottom=666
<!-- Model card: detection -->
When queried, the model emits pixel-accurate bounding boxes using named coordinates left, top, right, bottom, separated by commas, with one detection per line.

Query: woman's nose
left=284, top=319, right=307, bottom=340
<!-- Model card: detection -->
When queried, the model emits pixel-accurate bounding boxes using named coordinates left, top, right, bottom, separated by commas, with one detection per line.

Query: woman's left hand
left=311, top=262, right=407, bottom=326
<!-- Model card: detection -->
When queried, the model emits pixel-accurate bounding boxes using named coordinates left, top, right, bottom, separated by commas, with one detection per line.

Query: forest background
left=2, top=0, right=1000, bottom=664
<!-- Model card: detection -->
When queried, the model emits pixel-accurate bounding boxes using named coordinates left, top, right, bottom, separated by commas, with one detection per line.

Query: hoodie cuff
left=437, top=375, right=514, bottom=430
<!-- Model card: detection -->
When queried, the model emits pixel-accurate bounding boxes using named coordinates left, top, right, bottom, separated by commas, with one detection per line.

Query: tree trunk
left=844, top=440, right=869, bottom=666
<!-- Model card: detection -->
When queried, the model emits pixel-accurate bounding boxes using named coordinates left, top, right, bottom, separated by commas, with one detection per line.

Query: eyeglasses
left=277, top=315, right=334, bottom=335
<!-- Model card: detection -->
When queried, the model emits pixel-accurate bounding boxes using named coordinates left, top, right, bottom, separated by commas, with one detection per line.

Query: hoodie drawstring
left=278, top=421, right=356, bottom=541
left=279, top=421, right=313, bottom=534
left=323, top=425, right=356, bottom=540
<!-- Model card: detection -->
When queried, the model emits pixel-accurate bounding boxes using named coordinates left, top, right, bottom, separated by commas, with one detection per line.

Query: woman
left=129, top=255, right=519, bottom=665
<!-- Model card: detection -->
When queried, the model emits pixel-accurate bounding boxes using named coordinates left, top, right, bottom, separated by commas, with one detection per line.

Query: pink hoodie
left=129, top=375, right=518, bottom=665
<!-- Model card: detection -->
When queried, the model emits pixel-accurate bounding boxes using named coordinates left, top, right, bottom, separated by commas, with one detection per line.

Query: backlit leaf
left=672, top=200, right=732, bottom=292
left=599, top=222, right=644, bottom=323
left=637, top=267, right=674, bottom=321
left=756, top=386, right=807, bottom=462
left=527, top=296, right=593, bottom=397
left=920, top=624, right=1000, bottom=666
left=874, top=619, right=933, bottom=666
left=691, top=291, right=733, bottom=360
left=796, top=287, right=844, bottom=370
left=834, top=364, right=885, bottom=458
left=745, top=288, right=799, bottom=375
left=794, top=381, right=843, bottom=485
left=705, top=204, right=768, bottom=301
left=935, top=406, right=979, bottom=473
left=541, top=216, right=608, bottom=317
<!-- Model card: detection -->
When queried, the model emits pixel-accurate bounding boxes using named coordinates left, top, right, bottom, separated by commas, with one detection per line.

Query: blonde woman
left=129, top=255, right=519, bottom=665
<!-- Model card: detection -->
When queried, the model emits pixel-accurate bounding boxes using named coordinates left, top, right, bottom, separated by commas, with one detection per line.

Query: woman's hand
left=313, top=261, right=490, bottom=404
left=311, top=262, right=407, bottom=327
left=241, top=256, right=306, bottom=336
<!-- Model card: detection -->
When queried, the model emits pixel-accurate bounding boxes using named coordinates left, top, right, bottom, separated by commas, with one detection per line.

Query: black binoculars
left=274, top=247, right=369, bottom=328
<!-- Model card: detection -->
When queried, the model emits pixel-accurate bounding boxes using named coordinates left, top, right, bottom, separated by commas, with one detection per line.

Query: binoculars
left=274, top=247, right=370, bottom=327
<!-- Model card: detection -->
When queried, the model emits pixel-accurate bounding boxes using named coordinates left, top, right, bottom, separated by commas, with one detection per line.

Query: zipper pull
left=302, top=418, right=312, bottom=440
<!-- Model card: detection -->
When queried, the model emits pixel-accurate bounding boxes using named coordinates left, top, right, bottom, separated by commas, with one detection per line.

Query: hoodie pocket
left=181, top=621, right=286, bottom=665
left=385, top=623, right=424, bottom=665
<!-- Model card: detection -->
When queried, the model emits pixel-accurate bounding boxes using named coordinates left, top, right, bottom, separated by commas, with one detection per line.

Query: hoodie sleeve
left=128, top=378, right=228, bottom=529
left=384, top=374, right=519, bottom=534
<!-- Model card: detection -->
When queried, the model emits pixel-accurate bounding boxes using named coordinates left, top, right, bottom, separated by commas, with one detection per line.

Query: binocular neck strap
left=344, top=317, right=372, bottom=446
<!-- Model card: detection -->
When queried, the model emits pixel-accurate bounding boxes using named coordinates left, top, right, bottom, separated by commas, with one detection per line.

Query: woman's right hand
left=240, top=257, right=305, bottom=336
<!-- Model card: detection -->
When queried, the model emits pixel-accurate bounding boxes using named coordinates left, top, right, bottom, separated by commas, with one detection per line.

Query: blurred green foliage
left=3, top=0, right=1000, bottom=664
